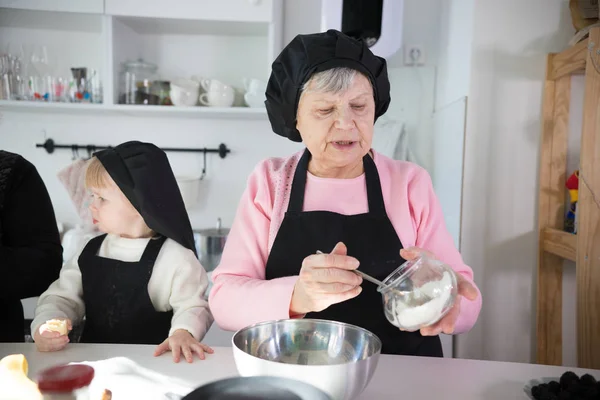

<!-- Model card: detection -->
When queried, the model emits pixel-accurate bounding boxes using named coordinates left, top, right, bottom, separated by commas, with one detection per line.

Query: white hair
left=300, top=67, right=360, bottom=95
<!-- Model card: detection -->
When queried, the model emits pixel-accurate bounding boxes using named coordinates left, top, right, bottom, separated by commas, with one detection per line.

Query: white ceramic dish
left=170, top=79, right=200, bottom=107
left=244, top=92, right=265, bottom=108
left=523, top=377, right=556, bottom=399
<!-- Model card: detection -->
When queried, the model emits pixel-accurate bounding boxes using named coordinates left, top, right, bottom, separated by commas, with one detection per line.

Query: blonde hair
left=85, top=156, right=110, bottom=189
left=85, top=156, right=155, bottom=238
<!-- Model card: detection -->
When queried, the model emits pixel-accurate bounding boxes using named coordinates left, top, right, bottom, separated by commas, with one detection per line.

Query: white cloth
left=32, top=234, right=213, bottom=341
left=73, top=357, right=194, bottom=400
left=57, top=159, right=101, bottom=233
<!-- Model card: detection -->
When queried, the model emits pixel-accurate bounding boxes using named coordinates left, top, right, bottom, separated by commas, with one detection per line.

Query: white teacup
left=170, top=78, right=200, bottom=107
left=243, top=78, right=267, bottom=95
left=201, top=79, right=232, bottom=93
left=199, top=79, right=235, bottom=107
left=244, top=91, right=265, bottom=108
left=199, top=90, right=235, bottom=107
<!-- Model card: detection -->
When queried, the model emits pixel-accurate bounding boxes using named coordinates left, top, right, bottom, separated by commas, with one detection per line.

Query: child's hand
left=153, top=329, right=214, bottom=363
left=33, top=318, right=72, bottom=352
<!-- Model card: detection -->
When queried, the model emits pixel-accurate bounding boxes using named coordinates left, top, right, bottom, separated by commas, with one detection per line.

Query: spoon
left=314, top=251, right=433, bottom=303
left=316, top=250, right=387, bottom=289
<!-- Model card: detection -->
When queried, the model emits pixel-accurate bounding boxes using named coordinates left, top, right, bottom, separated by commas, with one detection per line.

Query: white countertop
left=1, top=343, right=599, bottom=399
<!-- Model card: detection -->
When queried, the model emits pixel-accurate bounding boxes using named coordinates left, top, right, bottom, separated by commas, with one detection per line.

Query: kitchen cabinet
left=105, top=0, right=275, bottom=23
left=0, top=8, right=109, bottom=102
left=0, top=0, right=103, bottom=14
left=0, top=1, right=282, bottom=118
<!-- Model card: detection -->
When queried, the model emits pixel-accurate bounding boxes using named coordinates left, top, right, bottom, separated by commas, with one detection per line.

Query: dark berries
left=530, top=371, right=600, bottom=400
left=560, top=371, right=580, bottom=389
left=580, top=374, right=597, bottom=386
left=548, top=381, right=561, bottom=394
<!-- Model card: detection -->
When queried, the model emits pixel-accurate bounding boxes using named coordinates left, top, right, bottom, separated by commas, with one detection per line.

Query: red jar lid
left=37, top=364, right=95, bottom=392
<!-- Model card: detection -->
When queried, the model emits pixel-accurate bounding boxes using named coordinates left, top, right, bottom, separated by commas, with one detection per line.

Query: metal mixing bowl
left=232, top=319, right=382, bottom=400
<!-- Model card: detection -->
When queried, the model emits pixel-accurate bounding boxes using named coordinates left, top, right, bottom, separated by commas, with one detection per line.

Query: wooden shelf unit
left=536, top=27, right=600, bottom=369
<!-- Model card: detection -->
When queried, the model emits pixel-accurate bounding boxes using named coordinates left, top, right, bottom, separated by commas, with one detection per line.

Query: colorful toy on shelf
left=565, top=170, right=579, bottom=233
left=566, top=170, right=579, bottom=201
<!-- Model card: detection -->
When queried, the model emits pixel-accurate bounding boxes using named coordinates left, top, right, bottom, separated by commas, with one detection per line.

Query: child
left=32, top=141, right=214, bottom=363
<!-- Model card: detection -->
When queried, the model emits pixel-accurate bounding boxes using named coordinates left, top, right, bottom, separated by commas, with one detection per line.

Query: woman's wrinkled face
left=296, top=73, right=375, bottom=175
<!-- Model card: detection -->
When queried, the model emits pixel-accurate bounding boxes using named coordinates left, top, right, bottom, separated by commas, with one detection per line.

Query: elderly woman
left=209, top=30, right=482, bottom=357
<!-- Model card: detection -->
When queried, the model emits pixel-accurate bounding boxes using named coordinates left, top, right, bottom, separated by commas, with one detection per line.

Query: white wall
left=561, top=76, right=584, bottom=367
left=2, top=1, right=454, bottom=349
left=435, top=0, right=474, bottom=110
left=0, top=113, right=302, bottom=229
left=282, top=0, right=442, bottom=68
left=430, top=0, right=476, bottom=249
left=0, top=0, right=444, bottom=228
left=458, top=0, right=575, bottom=363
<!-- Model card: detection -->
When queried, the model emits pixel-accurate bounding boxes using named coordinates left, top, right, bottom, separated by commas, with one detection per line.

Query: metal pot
left=194, top=218, right=229, bottom=272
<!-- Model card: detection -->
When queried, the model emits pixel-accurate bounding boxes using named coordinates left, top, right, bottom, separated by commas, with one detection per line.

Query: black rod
left=36, top=139, right=231, bottom=159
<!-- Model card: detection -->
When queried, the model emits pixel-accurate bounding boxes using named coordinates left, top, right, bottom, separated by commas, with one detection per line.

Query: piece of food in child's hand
left=41, top=319, right=68, bottom=335
left=101, top=388, right=112, bottom=400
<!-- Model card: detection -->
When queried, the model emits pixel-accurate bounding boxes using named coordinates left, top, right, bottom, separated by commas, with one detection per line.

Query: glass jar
left=37, top=364, right=94, bottom=400
left=118, top=59, right=159, bottom=105
left=377, top=255, right=458, bottom=331
left=151, top=80, right=172, bottom=106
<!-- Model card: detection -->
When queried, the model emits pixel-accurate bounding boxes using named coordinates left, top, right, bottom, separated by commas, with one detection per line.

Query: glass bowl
left=377, top=256, right=458, bottom=331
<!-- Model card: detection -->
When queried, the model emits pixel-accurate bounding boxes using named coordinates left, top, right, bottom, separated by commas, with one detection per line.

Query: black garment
left=0, top=151, right=62, bottom=342
left=79, top=234, right=172, bottom=344
left=94, top=141, right=196, bottom=256
left=265, top=29, right=390, bottom=142
left=265, top=149, right=442, bottom=357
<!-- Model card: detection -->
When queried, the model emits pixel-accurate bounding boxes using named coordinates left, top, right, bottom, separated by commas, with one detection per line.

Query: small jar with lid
left=151, top=80, right=172, bottom=106
left=118, top=59, right=159, bottom=105
left=37, top=364, right=95, bottom=400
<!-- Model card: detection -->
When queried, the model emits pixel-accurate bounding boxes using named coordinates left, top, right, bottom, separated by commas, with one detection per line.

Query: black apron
left=1, top=300, right=24, bottom=342
left=265, top=149, right=442, bottom=357
left=79, top=234, right=172, bottom=344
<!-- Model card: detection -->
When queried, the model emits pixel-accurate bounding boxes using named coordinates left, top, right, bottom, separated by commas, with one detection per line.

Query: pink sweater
left=209, top=150, right=482, bottom=333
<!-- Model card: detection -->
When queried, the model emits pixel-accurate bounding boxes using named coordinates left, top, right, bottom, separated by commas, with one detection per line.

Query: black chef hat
left=265, top=29, right=391, bottom=142
left=94, top=141, right=197, bottom=257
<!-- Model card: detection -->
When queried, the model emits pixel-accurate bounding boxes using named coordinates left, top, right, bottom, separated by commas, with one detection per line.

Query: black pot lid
left=181, top=376, right=331, bottom=400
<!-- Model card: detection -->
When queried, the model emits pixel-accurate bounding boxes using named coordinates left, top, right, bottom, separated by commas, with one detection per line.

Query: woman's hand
left=33, top=318, right=72, bottom=352
left=289, top=242, right=363, bottom=316
left=154, top=329, right=214, bottom=363
left=399, top=247, right=479, bottom=336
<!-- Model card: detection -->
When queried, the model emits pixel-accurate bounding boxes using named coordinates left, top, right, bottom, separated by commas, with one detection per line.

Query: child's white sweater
left=32, top=234, right=213, bottom=341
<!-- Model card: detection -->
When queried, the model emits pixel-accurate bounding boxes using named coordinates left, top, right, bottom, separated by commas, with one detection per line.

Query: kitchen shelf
left=115, top=16, right=269, bottom=37
left=104, top=0, right=275, bottom=23
left=541, top=228, right=577, bottom=262
left=0, top=100, right=267, bottom=119
left=0, top=0, right=104, bottom=15
left=536, top=27, right=600, bottom=369
left=0, top=3, right=283, bottom=115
